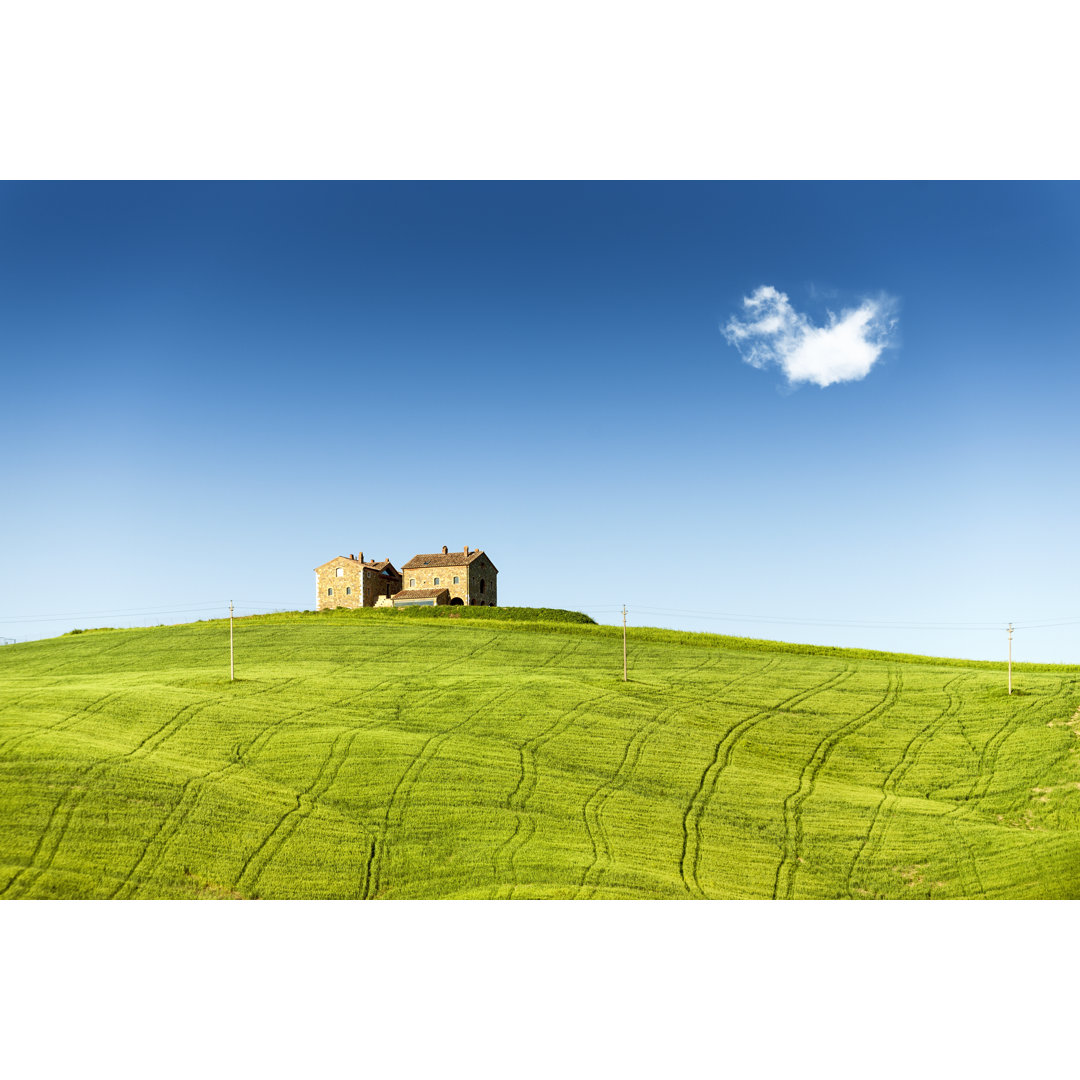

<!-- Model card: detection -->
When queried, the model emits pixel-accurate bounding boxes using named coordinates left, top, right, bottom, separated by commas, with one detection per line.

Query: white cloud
left=723, top=285, right=898, bottom=388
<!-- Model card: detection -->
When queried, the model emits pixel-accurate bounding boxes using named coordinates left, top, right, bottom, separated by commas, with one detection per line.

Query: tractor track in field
left=639, top=656, right=784, bottom=725
left=368, top=685, right=516, bottom=899
left=367, top=683, right=506, bottom=898
left=639, top=650, right=724, bottom=686
left=429, top=634, right=500, bottom=675
left=628, top=650, right=740, bottom=701
left=113, top=694, right=358, bottom=899
left=576, top=705, right=671, bottom=899
left=1, top=677, right=297, bottom=898
left=336, top=630, right=421, bottom=668
left=1, top=696, right=220, bottom=898
left=568, top=655, right=772, bottom=901
left=846, top=673, right=968, bottom=897
left=228, top=682, right=434, bottom=899
left=29, top=636, right=133, bottom=678
left=932, top=690, right=1053, bottom=898
left=0, top=690, right=124, bottom=757
left=774, top=670, right=902, bottom=901
left=535, top=636, right=583, bottom=669
left=490, top=694, right=607, bottom=899
left=236, top=721, right=374, bottom=897
left=680, top=665, right=854, bottom=899
left=953, top=698, right=980, bottom=759
left=129, top=672, right=416, bottom=900
left=965, top=695, right=1042, bottom=807
left=946, top=816, right=986, bottom=897
left=0, top=680, right=64, bottom=726
left=359, top=836, right=377, bottom=899
left=1, top=693, right=229, bottom=897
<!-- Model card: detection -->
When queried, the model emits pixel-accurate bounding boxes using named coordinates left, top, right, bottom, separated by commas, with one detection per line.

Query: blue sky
left=2, top=181, right=1079, bottom=661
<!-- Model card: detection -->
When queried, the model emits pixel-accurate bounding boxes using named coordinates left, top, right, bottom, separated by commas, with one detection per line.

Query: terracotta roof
left=391, top=588, right=450, bottom=601
left=313, top=556, right=400, bottom=573
left=364, top=560, right=400, bottom=574
left=402, top=550, right=486, bottom=570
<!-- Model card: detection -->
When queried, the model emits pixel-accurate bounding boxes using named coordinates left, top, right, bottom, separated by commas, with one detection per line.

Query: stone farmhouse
left=314, top=553, right=403, bottom=610
left=396, top=546, right=498, bottom=607
left=315, top=546, right=497, bottom=610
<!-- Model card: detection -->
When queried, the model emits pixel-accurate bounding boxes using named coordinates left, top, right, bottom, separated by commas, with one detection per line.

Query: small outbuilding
left=390, top=588, right=450, bottom=608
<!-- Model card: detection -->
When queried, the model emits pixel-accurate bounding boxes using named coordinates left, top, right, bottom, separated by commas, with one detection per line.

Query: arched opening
left=450, top=597, right=464, bottom=606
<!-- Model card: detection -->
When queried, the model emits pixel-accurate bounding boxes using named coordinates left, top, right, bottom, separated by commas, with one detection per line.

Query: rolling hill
left=2, top=608, right=1079, bottom=899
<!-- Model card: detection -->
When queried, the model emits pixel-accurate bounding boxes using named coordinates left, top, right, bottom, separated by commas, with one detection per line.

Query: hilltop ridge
left=42, top=604, right=1080, bottom=673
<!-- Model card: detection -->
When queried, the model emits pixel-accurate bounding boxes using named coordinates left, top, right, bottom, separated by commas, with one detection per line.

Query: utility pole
left=622, top=604, right=627, bottom=682
left=230, top=601, right=235, bottom=682
left=1007, top=622, right=1013, bottom=695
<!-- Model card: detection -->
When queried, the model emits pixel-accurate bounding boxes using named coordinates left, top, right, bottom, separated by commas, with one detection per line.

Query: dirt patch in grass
left=183, top=867, right=245, bottom=899
left=894, top=863, right=929, bottom=888
left=1048, top=705, right=1080, bottom=737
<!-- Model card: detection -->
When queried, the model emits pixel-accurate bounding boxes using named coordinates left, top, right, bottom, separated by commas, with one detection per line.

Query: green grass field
left=2, top=608, right=1079, bottom=899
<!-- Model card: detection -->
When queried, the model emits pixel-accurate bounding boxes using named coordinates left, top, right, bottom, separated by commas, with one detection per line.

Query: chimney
left=358, top=551, right=364, bottom=563
left=350, top=554, right=355, bottom=561
left=463, top=546, right=469, bottom=554
left=442, top=545, right=448, bottom=554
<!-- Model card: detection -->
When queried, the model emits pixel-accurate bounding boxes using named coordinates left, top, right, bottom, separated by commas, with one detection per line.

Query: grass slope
left=2, top=610, right=1079, bottom=899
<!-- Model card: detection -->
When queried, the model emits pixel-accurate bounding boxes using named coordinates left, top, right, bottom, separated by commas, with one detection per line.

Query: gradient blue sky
left=2, top=182, right=1078, bottom=660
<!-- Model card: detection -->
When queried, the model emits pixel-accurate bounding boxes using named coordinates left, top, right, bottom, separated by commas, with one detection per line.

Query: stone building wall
left=361, top=565, right=401, bottom=606
left=319, top=547, right=497, bottom=609
left=315, top=556, right=364, bottom=610
left=403, top=558, right=470, bottom=603
left=467, top=552, right=498, bottom=606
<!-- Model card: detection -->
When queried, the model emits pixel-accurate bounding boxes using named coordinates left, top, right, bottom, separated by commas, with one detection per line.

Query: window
left=480, top=579, right=485, bottom=594
left=327, top=587, right=333, bottom=596
left=453, top=576, right=459, bottom=585
left=336, top=567, right=344, bottom=577
left=346, top=587, right=351, bottom=595
left=409, top=578, right=416, bottom=588
left=433, top=577, right=440, bottom=586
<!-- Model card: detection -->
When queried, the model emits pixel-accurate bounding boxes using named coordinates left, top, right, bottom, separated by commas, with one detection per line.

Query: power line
left=0, top=602, right=238, bottom=624
left=590, top=604, right=1080, bottom=633
left=1013, top=618, right=1080, bottom=630
left=0, top=600, right=301, bottom=626
left=601, top=608, right=1005, bottom=631
left=4, top=597, right=1080, bottom=643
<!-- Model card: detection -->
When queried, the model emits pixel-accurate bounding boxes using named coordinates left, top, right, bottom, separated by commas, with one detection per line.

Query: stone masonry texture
left=318, top=546, right=497, bottom=609
left=401, top=547, right=498, bottom=606
left=314, top=555, right=402, bottom=610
